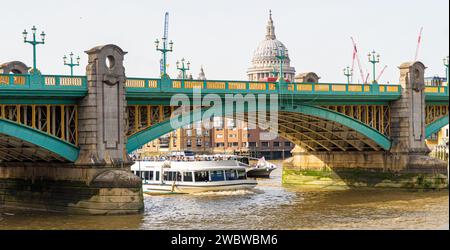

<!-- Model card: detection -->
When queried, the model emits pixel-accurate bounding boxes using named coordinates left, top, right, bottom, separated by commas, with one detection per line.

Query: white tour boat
left=130, top=160, right=257, bottom=194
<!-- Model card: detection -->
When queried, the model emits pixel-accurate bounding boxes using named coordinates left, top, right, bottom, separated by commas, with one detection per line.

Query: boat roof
left=130, top=160, right=248, bottom=172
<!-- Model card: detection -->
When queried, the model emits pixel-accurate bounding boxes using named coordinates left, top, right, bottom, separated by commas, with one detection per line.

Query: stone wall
left=0, top=163, right=143, bottom=215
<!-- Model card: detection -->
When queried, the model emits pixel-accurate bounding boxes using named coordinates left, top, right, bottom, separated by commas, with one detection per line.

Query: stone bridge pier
left=0, top=45, right=143, bottom=215
left=284, top=62, right=448, bottom=189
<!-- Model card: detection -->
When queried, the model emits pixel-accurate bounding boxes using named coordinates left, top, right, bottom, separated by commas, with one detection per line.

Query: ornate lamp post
left=155, top=38, right=174, bottom=78
left=368, top=50, right=380, bottom=84
left=343, top=66, right=353, bottom=84
left=272, top=66, right=278, bottom=78
left=176, top=58, right=190, bottom=80
left=63, top=52, right=80, bottom=76
left=22, top=26, right=46, bottom=74
left=444, top=56, right=449, bottom=82
left=274, top=46, right=288, bottom=83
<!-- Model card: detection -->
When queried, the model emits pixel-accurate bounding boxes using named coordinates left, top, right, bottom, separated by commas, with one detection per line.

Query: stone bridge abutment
left=0, top=44, right=144, bottom=215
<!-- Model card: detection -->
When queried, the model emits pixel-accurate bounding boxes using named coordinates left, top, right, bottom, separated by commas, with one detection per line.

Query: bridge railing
left=125, top=77, right=403, bottom=96
left=0, top=73, right=87, bottom=90
left=2, top=73, right=446, bottom=98
left=424, top=85, right=448, bottom=95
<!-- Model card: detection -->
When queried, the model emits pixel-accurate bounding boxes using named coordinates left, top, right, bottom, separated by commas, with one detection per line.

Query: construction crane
left=414, top=27, right=423, bottom=62
left=351, top=37, right=367, bottom=84
left=376, top=65, right=388, bottom=83
left=160, top=12, right=170, bottom=75
left=364, top=73, right=370, bottom=85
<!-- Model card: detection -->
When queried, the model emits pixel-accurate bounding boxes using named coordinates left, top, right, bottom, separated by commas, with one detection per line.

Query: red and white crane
left=351, top=37, right=367, bottom=84
left=414, top=27, right=424, bottom=62
left=376, top=65, right=388, bottom=83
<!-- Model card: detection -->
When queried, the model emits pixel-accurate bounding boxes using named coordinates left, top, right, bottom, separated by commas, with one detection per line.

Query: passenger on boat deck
left=132, top=155, right=236, bottom=162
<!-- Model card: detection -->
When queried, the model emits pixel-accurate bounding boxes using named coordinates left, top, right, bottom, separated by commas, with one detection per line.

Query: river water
left=0, top=165, right=448, bottom=230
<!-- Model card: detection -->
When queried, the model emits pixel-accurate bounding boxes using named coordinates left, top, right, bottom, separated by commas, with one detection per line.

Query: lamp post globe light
left=176, top=58, right=190, bottom=80
left=444, top=56, right=449, bottom=83
left=274, top=46, right=288, bottom=83
left=368, top=50, right=380, bottom=84
left=22, top=25, right=46, bottom=75
left=63, top=52, right=80, bottom=76
left=155, top=37, right=174, bottom=79
left=344, top=66, right=353, bottom=84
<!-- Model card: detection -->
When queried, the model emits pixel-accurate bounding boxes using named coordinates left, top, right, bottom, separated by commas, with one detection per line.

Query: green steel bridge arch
left=426, top=115, right=449, bottom=139
left=0, top=118, right=79, bottom=162
left=126, top=103, right=392, bottom=154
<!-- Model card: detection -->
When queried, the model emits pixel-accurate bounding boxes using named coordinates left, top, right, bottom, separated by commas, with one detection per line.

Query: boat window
left=225, top=169, right=238, bottom=181
left=164, top=171, right=176, bottom=181
left=142, top=171, right=154, bottom=181
left=210, top=170, right=225, bottom=182
left=135, top=171, right=141, bottom=179
left=144, top=171, right=150, bottom=180
left=155, top=171, right=160, bottom=181
left=176, top=172, right=182, bottom=182
left=148, top=171, right=154, bottom=181
left=195, top=171, right=209, bottom=182
left=183, top=172, right=193, bottom=182
left=237, top=169, right=247, bottom=180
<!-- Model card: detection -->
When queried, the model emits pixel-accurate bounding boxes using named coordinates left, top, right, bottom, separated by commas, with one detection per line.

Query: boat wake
left=193, top=189, right=263, bottom=196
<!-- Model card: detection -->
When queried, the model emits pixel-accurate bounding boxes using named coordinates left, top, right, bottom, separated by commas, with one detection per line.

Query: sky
left=0, top=0, right=448, bottom=83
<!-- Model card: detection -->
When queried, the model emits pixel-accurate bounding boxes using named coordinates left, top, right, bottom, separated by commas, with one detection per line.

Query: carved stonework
left=390, top=61, right=429, bottom=156
left=76, top=44, right=130, bottom=167
left=0, top=61, right=30, bottom=74
left=295, top=72, right=320, bottom=83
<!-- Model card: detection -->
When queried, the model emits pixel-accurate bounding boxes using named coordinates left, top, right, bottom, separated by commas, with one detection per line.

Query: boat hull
left=246, top=168, right=276, bottom=178
left=143, top=182, right=257, bottom=194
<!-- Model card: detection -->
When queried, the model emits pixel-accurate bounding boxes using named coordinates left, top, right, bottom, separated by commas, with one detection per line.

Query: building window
left=430, top=133, right=438, bottom=141
left=214, top=117, right=223, bottom=129
left=216, top=143, right=225, bottom=147
left=284, top=142, right=292, bottom=147
left=227, top=119, right=235, bottom=129
left=229, top=134, right=237, bottom=138
left=216, top=134, right=223, bottom=139
left=273, top=142, right=280, bottom=147
left=249, top=142, right=257, bottom=147
left=261, top=142, right=270, bottom=148
left=187, top=140, right=192, bottom=147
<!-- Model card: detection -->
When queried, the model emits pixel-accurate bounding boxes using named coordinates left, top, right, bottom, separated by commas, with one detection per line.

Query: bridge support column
left=283, top=62, right=447, bottom=190
left=0, top=45, right=143, bottom=215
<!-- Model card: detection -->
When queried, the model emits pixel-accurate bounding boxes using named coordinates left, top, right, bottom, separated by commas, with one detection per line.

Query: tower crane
left=160, top=12, right=170, bottom=75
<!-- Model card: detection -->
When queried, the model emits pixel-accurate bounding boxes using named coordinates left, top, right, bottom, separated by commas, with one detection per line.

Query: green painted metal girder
left=425, top=115, right=449, bottom=139
left=126, top=103, right=392, bottom=153
left=0, top=98, right=80, bottom=105
left=0, top=89, right=87, bottom=99
left=0, top=119, right=79, bottom=162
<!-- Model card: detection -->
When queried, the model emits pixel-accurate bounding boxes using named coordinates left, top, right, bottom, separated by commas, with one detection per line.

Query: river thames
left=0, top=164, right=448, bottom=230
